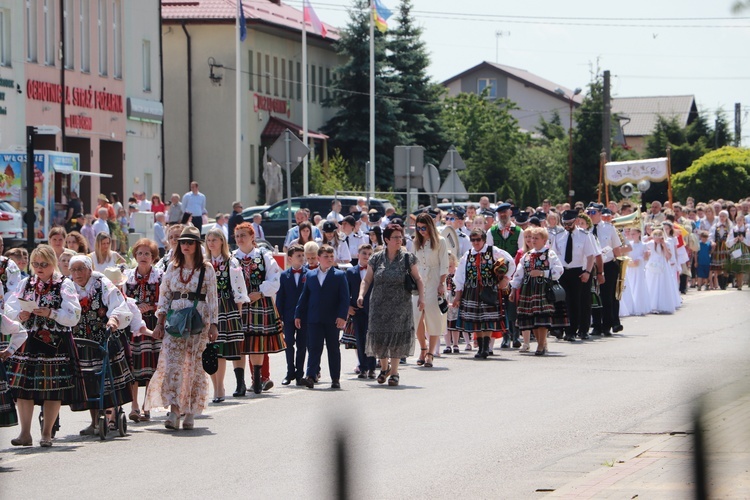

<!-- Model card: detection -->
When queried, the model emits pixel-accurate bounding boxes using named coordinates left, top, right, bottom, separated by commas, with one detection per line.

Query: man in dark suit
left=346, top=244, right=376, bottom=379
left=295, top=245, right=349, bottom=389
left=276, top=245, right=307, bottom=386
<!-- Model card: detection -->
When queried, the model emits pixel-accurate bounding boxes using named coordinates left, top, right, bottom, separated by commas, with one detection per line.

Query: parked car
left=412, top=201, right=496, bottom=217
left=241, top=205, right=269, bottom=221
left=260, top=196, right=394, bottom=248
left=0, top=202, right=24, bottom=248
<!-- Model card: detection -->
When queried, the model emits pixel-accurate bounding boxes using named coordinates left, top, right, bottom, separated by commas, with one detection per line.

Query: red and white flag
left=303, top=0, right=327, bottom=38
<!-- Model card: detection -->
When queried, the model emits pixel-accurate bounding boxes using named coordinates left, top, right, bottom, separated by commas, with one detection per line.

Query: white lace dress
left=145, top=262, right=218, bottom=415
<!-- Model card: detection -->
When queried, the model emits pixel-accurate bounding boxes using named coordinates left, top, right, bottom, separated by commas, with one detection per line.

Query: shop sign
left=26, top=80, right=124, bottom=113
left=253, top=93, right=290, bottom=118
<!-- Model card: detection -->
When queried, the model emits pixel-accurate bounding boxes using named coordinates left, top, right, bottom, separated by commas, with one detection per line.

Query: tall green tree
left=441, top=91, right=525, bottom=195
left=571, top=76, right=605, bottom=204
left=388, top=0, right=447, bottom=166
left=322, top=0, right=405, bottom=187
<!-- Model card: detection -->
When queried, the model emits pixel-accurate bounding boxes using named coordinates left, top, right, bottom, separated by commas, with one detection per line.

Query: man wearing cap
left=514, top=211, right=531, bottom=231
left=340, top=215, right=364, bottom=266
left=481, top=209, right=495, bottom=231
left=446, top=209, right=471, bottom=257
left=552, top=210, right=599, bottom=341
left=587, top=203, right=631, bottom=336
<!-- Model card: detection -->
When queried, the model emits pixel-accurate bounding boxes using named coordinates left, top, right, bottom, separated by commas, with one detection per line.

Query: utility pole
left=735, top=103, right=742, bottom=147
left=602, top=70, right=611, bottom=162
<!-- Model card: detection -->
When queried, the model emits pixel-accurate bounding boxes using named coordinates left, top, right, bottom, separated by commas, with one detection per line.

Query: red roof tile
left=162, top=0, right=340, bottom=40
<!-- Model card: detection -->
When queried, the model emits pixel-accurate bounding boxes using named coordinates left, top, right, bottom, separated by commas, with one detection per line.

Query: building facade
left=443, top=61, right=582, bottom=135
left=0, top=1, right=25, bottom=150
left=162, top=0, right=342, bottom=214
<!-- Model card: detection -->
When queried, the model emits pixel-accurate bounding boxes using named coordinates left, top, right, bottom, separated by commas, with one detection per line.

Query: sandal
left=387, top=374, right=400, bottom=387
left=416, top=347, right=428, bottom=366
left=129, top=409, right=141, bottom=423
left=140, top=411, right=151, bottom=421
left=424, top=353, right=434, bottom=368
left=376, top=365, right=391, bottom=384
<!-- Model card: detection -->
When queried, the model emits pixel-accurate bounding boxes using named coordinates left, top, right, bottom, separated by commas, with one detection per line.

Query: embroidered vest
left=73, top=278, right=110, bottom=342
left=125, top=270, right=159, bottom=318
left=239, top=250, right=266, bottom=293
left=21, top=276, right=68, bottom=334
left=213, top=258, right=235, bottom=300
left=490, top=225, right=521, bottom=256
left=465, top=247, right=497, bottom=289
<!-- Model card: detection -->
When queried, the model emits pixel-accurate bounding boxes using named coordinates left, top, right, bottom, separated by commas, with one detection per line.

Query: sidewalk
left=547, top=382, right=750, bottom=499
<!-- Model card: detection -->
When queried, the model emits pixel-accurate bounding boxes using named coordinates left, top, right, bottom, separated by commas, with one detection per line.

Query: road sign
left=34, top=125, right=62, bottom=135
left=267, top=128, right=310, bottom=174
left=439, top=145, right=466, bottom=171
left=394, top=146, right=424, bottom=190
left=422, top=163, right=440, bottom=193
left=438, top=170, right=469, bottom=200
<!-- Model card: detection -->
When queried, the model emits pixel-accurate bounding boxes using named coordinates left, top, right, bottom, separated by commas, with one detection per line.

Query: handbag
left=339, top=316, right=357, bottom=349
left=546, top=279, right=566, bottom=304
left=479, top=286, right=499, bottom=306
left=438, top=296, right=449, bottom=314
left=202, top=343, right=220, bottom=375
left=165, top=265, right=206, bottom=338
left=403, top=253, right=418, bottom=295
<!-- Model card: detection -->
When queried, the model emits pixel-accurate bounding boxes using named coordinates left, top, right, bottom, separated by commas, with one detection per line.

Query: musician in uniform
left=340, top=215, right=365, bottom=267
left=552, top=210, right=599, bottom=341
left=587, top=203, right=631, bottom=336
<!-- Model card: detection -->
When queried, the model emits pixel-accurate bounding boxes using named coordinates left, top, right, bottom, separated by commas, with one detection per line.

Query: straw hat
left=103, top=266, right=127, bottom=287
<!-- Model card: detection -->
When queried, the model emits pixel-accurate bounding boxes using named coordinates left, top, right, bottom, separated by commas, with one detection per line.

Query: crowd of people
left=1, top=185, right=748, bottom=447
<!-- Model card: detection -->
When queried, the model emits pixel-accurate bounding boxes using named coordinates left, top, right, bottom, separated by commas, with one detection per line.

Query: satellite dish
left=637, top=180, right=651, bottom=192
left=620, top=183, right=634, bottom=197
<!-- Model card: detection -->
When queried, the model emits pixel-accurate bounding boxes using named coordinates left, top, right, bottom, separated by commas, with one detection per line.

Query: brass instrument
left=611, top=209, right=640, bottom=300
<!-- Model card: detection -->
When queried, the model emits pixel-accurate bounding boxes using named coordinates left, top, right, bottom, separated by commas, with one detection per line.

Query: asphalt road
left=1, top=289, right=749, bottom=499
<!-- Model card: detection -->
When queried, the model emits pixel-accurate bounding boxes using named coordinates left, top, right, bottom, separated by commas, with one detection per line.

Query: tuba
left=611, top=209, right=641, bottom=300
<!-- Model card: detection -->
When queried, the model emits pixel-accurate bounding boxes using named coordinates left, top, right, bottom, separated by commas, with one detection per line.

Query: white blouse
left=233, top=247, right=281, bottom=297
left=1, top=314, right=28, bottom=355
left=511, top=247, right=564, bottom=289
left=212, top=255, right=250, bottom=304
left=74, top=273, right=133, bottom=329
left=453, top=243, right=516, bottom=292
left=5, top=275, right=82, bottom=328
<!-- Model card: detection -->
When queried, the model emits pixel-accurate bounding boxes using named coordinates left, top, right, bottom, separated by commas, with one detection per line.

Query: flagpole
left=302, top=9, right=309, bottom=196
left=235, top=1, right=243, bottom=202
left=369, top=1, right=375, bottom=198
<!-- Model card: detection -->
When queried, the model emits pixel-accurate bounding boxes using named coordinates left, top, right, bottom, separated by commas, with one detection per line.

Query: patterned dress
left=710, top=223, right=730, bottom=271
left=0, top=316, right=27, bottom=427
left=72, top=274, right=134, bottom=410
left=365, top=249, right=417, bottom=359
left=145, top=262, right=218, bottom=415
left=125, top=267, right=163, bottom=385
left=455, top=245, right=507, bottom=333
left=234, top=248, right=285, bottom=354
left=6, top=275, right=83, bottom=406
left=211, top=256, right=249, bottom=359
left=512, top=248, right=568, bottom=331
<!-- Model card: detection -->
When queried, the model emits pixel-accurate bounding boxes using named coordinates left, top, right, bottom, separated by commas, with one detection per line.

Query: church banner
left=604, top=158, right=669, bottom=185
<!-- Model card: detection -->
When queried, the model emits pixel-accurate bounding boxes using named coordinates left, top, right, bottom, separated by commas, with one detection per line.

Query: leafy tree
left=388, top=0, right=447, bottom=166
left=646, top=116, right=687, bottom=158
left=536, top=111, right=566, bottom=143
left=508, top=135, right=568, bottom=206
left=440, top=90, right=525, bottom=195
left=672, top=147, right=750, bottom=202
left=712, top=111, right=734, bottom=148
left=571, top=75, right=607, bottom=204
left=308, top=150, right=362, bottom=195
left=323, top=0, right=405, bottom=187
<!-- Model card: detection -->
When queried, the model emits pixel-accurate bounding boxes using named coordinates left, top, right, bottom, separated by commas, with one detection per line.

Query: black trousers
left=191, top=215, right=203, bottom=233
left=592, top=261, right=620, bottom=331
left=560, top=267, right=590, bottom=337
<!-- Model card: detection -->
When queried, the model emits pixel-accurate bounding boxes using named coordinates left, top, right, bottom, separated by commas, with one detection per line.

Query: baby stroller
left=75, top=328, right=128, bottom=440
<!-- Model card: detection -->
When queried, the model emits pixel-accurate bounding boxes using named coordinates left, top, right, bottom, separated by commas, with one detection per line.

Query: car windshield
left=264, top=201, right=301, bottom=221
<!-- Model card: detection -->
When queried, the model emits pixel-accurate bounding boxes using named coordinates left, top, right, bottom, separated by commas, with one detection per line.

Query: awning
left=261, top=116, right=328, bottom=141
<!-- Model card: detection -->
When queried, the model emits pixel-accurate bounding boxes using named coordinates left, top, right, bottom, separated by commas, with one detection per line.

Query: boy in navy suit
left=276, top=245, right=307, bottom=386
left=346, top=244, right=376, bottom=379
left=295, top=245, right=349, bottom=389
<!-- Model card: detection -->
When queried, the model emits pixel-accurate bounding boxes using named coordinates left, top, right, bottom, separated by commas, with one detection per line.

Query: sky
left=290, top=0, right=750, bottom=146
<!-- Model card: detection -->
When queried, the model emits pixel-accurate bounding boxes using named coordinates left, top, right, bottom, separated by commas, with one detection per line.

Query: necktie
left=565, top=230, right=574, bottom=264
left=292, top=268, right=303, bottom=274
left=593, top=224, right=598, bottom=238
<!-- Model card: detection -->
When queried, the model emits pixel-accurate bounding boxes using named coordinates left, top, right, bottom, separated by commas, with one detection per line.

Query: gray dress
left=366, top=249, right=417, bottom=359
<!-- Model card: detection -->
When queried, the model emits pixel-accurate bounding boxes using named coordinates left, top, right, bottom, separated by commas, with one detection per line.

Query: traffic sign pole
left=284, top=130, right=293, bottom=231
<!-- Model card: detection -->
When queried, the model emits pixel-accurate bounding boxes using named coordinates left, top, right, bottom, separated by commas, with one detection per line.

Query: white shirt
left=342, top=231, right=364, bottom=258
left=552, top=228, right=599, bottom=269
left=326, top=210, right=343, bottom=223
left=317, top=267, right=330, bottom=286
left=138, top=199, right=151, bottom=211
left=92, top=218, right=110, bottom=236
left=511, top=247, right=564, bottom=289
left=74, top=273, right=133, bottom=329
left=592, top=222, right=621, bottom=263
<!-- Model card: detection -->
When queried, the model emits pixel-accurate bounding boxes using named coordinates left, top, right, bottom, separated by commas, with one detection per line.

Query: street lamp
left=555, top=87, right=582, bottom=205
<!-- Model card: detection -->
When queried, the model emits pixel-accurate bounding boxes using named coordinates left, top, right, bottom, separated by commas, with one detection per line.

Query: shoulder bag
left=165, top=264, right=207, bottom=338
left=546, top=279, right=566, bottom=304
left=403, top=252, right=419, bottom=295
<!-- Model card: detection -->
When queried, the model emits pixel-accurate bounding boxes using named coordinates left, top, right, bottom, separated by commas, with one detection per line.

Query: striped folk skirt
left=456, top=285, right=504, bottom=333
left=241, top=297, right=286, bottom=354
left=728, top=242, right=750, bottom=274
left=0, top=360, right=18, bottom=427
left=516, top=278, right=569, bottom=331
left=217, top=296, right=245, bottom=360
left=711, top=241, right=729, bottom=270
left=71, top=333, right=134, bottom=411
left=130, top=313, right=161, bottom=386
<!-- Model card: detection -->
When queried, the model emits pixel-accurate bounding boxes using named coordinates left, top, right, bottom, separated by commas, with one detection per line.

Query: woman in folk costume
left=123, top=238, right=163, bottom=422
left=644, top=229, right=680, bottom=314
left=727, top=212, right=749, bottom=290
left=709, top=210, right=732, bottom=290
left=5, top=245, right=83, bottom=447
left=452, top=228, right=515, bottom=359
left=510, top=227, right=566, bottom=355
left=233, top=222, right=285, bottom=395
left=619, top=228, right=650, bottom=317
left=205, top=228, right=249, bottom=402
left=68, top=255, right=134, bottom=435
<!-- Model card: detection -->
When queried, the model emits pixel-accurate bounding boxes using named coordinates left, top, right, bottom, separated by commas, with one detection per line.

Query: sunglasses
left=585, top=210, right=598, bottom=215
left=31, top=261, right=51, bottom=269
left=470, top=238, right=483, bottom=242
left=446, top=217, right=456, bottom=221
left=415, top=226, right=427, bottom=232
left=179, top=240, right=197, bottom=245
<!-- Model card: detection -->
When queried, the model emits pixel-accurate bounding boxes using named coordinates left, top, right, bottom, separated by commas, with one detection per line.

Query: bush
left=671, top=147, right=750, bottom=202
